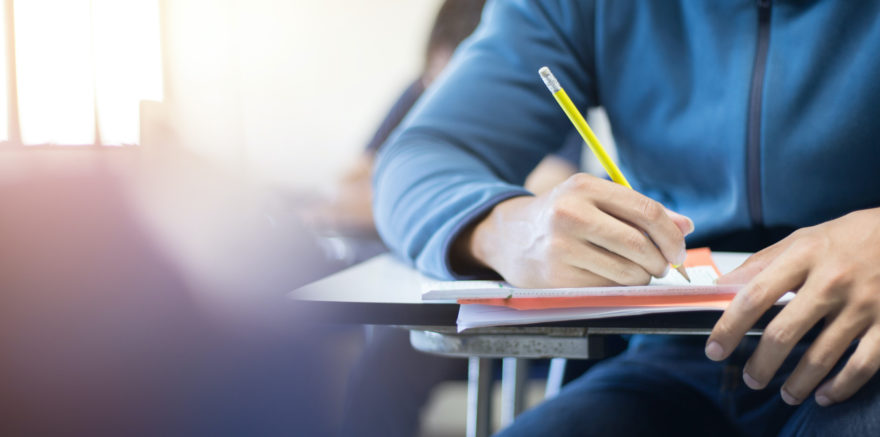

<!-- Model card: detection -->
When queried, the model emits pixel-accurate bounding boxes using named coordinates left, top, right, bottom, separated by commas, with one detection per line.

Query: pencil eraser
left=538, top=66, right=561, bottom=92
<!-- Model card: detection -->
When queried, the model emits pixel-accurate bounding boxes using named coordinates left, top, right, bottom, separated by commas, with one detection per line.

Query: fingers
left=548, top=175, right=688, bottom=281
left=707, top=250, right=809, bottom=361
left=557, top=238, right=653, bottom=286
left=741, top=278, right=833, bottom=391
left=812, top=325, right=880, bottom=406
left=575, top=210, right=670, bottom=278
left=778, top=310, right=868, bottom=405
left=700, top=212, right=880, bottom=408
left=590, top=179, right=687, bottom=267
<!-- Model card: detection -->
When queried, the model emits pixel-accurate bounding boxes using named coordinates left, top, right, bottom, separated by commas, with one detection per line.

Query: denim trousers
left=495, top=334, right=880, bottom=437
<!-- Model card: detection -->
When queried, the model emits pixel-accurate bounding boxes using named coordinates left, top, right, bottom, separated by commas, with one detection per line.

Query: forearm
left=373, top=137, right=530, bottom=278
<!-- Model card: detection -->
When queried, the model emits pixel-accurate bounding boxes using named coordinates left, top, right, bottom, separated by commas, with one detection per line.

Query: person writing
left=373, top=0, right=880, bottom=435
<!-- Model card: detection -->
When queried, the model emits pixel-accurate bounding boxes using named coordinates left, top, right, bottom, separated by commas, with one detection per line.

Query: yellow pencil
left=538, top=66, right=690, bottom=282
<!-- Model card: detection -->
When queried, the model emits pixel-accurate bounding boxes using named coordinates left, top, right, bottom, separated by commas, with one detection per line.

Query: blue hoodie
left=373, top=0, right=880, bottom=279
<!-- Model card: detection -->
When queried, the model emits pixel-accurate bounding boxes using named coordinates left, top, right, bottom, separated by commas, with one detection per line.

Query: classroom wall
left=153, top=0, right=443, bottom=191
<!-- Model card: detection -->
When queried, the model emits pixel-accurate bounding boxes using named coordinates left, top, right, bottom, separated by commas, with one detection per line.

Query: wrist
left=451, top=196, right=533, bottom=275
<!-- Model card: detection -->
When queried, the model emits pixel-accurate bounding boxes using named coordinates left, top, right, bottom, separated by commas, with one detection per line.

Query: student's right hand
left=453, top=173, right=694, bottom=288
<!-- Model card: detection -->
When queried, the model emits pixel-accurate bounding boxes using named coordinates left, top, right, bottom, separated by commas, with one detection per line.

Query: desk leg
left=545, top=358, right=567, bottom=399
left=500, top=357, right=529, bottom=428
left=467, top=357, right=492, bottom=437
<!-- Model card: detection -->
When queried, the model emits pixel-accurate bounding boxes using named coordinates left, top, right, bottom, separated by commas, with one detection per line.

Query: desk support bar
left=500, top=358, right=529, bottom=428
left=409, top=329, right=605, bottom=359
left=467, top=357, right=492, bottom=437
left=545, top=358, right=567, bottom=399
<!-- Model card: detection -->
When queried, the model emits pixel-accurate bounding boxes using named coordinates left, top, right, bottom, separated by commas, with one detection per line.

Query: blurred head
left=423, top=0, right=487, bottom=85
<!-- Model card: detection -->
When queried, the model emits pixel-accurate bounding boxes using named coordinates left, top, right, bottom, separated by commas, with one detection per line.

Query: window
left=1, top=0, right=162, bottom=146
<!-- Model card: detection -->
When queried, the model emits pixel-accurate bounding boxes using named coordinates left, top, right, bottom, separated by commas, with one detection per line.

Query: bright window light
left=13, top=0, right=161, bottom=146
left=92, top=0, right=162, bottom=146
left=14, top=0, right=95, bottom=145
left=0, top=0, right=9, bottom=142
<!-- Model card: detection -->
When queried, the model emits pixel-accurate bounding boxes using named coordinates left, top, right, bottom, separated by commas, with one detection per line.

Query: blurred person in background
left=302, top=0, right=580, bottom=238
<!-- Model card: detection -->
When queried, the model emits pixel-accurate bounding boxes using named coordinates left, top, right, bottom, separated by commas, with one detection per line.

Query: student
left=373, top=1, right=880, bottom=435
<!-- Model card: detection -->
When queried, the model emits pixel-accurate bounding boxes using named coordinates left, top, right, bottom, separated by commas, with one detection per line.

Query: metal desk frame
left=407, top=325, right=764, bottom=437
left=291, top=253, right=764, bottom=437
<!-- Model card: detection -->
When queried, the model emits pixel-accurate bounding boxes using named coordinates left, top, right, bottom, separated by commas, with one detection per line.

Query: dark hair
left=425, top=0, right=487, bottom=63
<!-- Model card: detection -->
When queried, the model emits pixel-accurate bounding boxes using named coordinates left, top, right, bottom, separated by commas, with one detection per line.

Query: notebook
left=422, top=248, right=739, bottom=310
left=421, top=248, right=794, bottom=331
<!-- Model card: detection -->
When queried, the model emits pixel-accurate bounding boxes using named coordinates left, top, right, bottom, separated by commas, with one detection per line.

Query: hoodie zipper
left=746, top=0, right=772, bottom=226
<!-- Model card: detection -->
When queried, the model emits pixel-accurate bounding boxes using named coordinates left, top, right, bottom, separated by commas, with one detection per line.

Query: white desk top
left=290, top=252, right=751, bottom=305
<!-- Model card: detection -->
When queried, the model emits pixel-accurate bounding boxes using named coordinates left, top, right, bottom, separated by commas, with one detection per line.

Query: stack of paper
left=421, top=248, right=791, bottom=331
left=454, top=303, right=729, bottom=331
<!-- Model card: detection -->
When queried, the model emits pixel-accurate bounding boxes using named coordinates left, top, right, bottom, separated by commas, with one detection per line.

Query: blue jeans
left=496, top=335, right=880, bottom=436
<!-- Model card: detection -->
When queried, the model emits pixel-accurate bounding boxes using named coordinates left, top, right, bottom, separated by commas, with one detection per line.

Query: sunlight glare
left=14, top=0, right=95, bottom=145
left=92, top=0, right=163, bottom=145
left=0, top=0, right=9, bottom=142
left=13, top=0, right=161, bottom=145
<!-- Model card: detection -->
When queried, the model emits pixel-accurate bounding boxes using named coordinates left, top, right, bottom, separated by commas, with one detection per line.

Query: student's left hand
left=706, top=207, right=880, bottom=407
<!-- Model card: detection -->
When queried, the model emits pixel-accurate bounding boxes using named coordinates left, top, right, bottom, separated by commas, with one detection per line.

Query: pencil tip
left=676, top=265, right=691, bottom=283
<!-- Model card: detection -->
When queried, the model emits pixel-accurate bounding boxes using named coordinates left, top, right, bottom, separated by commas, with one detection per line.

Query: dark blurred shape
left=425, top=0, right=488, bottom=69
left=0, top=152, right=334, bottom=436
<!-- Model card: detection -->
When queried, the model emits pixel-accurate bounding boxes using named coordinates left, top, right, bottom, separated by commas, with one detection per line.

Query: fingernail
left=780, top=388, right=801, bottom=405
left=705, top=341, right=724, bottom=361
left=743, top=371, right=762, bottom=389
left=814, top=383, right=833, bottom=406
left=684, top=217, right=695, bottom=235
left=664, top=209, right=695, bottom=235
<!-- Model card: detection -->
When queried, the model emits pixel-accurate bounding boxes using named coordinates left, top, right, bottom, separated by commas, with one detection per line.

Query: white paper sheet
left=422, top=265, right=723, bottom=301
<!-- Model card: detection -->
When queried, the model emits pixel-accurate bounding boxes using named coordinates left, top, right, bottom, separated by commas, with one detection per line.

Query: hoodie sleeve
left=373, top=0, right=597, bottom=279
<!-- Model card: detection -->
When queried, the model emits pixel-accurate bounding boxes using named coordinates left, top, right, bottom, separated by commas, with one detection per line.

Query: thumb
left=664, top=209, right=695, bottom=236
